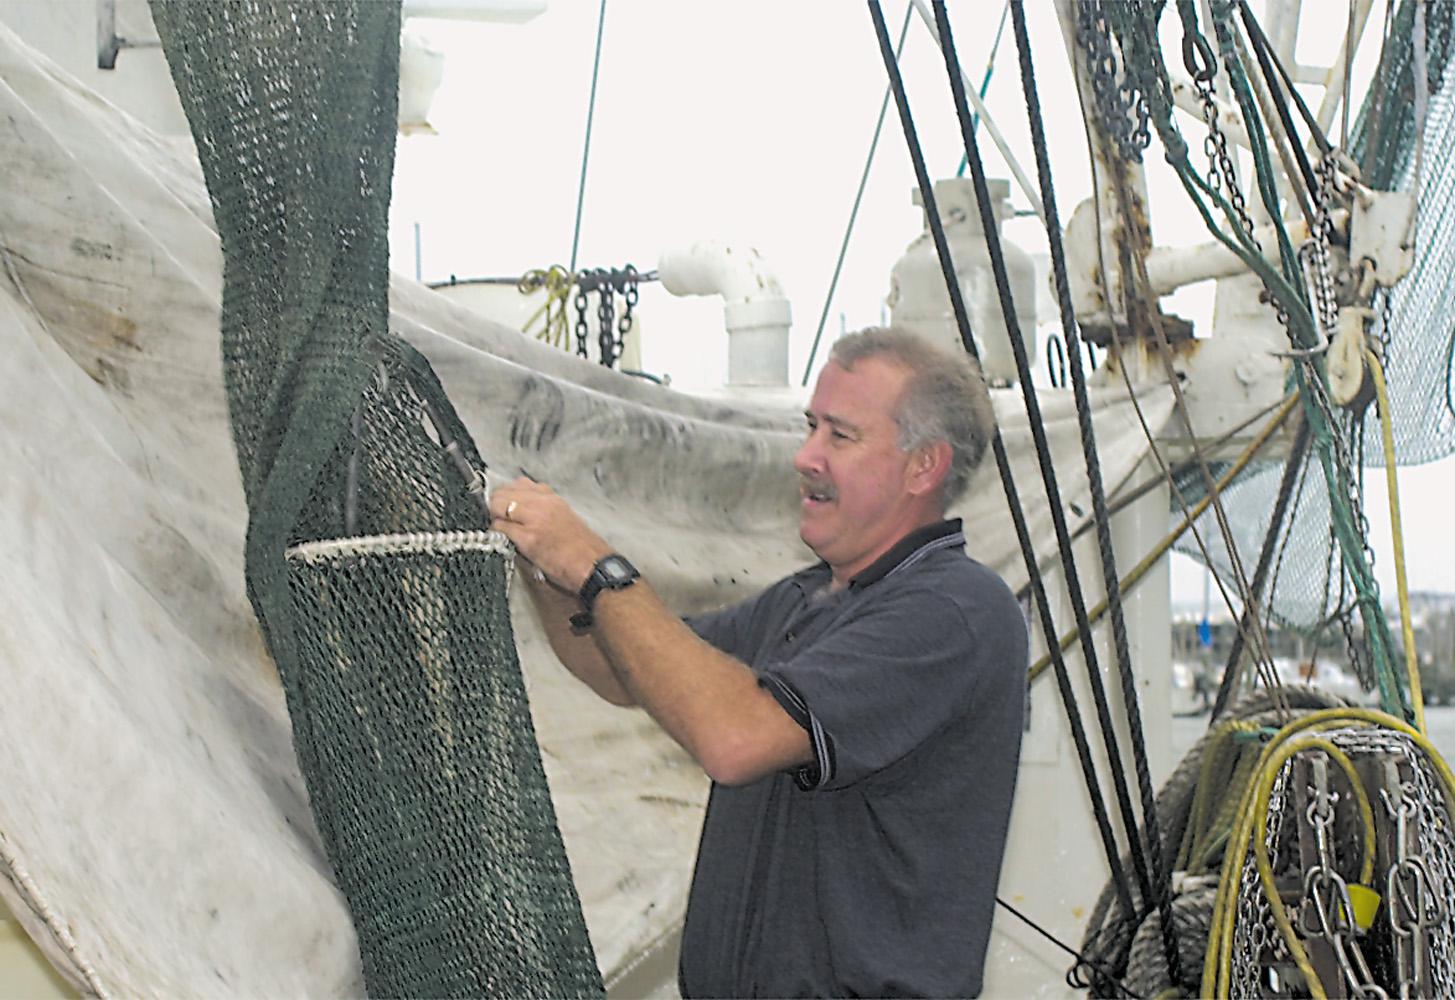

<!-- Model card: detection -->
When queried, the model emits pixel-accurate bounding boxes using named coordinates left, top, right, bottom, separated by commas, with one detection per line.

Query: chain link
left=571, top=265, right=641, bottom=368
left=1076, top=0, right=1153, bottom=162
left=573, top=279, right=590, bottom=359
left=617, top=264, right=638, bottom=364
left=1382, top=776, right=1440, bottom=998
left=594, top=269, right=616, bottom=368
left=1298, top=754, right=1388, bottom=998
left=1232, top=758, right=1293, bottom=996
left=1231, top=729, right=1455, bottom=998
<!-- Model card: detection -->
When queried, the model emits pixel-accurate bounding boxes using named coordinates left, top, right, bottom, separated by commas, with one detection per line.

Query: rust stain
left=74, top=301, right=142, bottom=391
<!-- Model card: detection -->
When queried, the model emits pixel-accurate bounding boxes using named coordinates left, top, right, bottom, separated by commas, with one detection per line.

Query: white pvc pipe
left=657, top=242, right=793, bottom=387
left=1143, top=209, right=1348, bottom=294
left=658, top=241, right=785, bottom=303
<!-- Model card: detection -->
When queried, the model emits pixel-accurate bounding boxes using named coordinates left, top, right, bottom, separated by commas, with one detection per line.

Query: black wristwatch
left=570, top=554, right=640, bottom=631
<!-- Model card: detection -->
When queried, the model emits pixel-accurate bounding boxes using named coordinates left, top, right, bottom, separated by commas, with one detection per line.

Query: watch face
left=601, top=556, right=636, bottom=584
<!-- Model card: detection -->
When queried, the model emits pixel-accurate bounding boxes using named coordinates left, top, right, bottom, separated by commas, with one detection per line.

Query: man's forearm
left=487, top=477, right=809, bottom=782
left=590, top=582, right=811, bottom=786
left=519, top=566, right=635, bottom=706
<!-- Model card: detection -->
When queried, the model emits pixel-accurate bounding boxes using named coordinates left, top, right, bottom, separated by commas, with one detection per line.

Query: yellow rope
left=1027, top=394, right=1298, bottom=683
left=518, top=265, right=575, bottom=349
left=1365, top=349, right=1425, bottom=732
left=1203, top=707, right=1455, bottom=997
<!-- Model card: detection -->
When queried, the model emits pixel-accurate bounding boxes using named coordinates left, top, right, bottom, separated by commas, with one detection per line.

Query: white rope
left=285, top=529, right=514, bottom=563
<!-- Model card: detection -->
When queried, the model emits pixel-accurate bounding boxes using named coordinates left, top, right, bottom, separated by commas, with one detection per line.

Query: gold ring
left=505, top=500, right=519, bottom=520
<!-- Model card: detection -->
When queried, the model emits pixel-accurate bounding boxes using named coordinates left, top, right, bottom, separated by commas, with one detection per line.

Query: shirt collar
left=788, top=519, right=965, bottom=597
left=848, top=518, right=963, bottom=591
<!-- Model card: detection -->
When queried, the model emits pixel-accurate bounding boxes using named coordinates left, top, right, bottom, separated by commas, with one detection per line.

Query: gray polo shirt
left=680, top=519, right=1027, bottom=998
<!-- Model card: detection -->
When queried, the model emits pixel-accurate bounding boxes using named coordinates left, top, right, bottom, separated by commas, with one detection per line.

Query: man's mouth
left=800, top=479, right=836, bottom=506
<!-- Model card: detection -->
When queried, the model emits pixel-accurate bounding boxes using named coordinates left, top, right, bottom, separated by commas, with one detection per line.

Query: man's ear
left=907, top=440, right=953, bottom=497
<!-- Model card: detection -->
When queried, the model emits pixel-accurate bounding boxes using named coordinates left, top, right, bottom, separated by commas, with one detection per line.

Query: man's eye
left=831, top=429, right=850, bottom=441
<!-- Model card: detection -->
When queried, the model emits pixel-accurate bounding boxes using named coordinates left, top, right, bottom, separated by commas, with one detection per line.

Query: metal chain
left=595, top=269, right=616, bottom=368
left=573, top=277, right=590, bottom=358
left=1232, top=729, right=1455, bottom=998
left=1298, top=753, right=1388, bottom=998
left=1297, top=152, right=1390, bottom=681
left=1305, top=155, right=1345, bottom=339
left=1381, top=774, right=1440, bottom=999
left=1232, top=758, right=1293, bottom=997
left=1179, top=8, right=1257, bottom=240
left=572, top=265, right=643, bottom=367
left=1344, top=730, right=1455, bottom=995
left=1376, top=284, right=1394, bottom=363
left=616, top=264, right=638, bottom=364
left=1077, top=0, right=1152, bottom=161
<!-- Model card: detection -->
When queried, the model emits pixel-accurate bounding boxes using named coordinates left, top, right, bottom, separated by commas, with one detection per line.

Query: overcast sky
left=387, top=0, right=1455, bottom=609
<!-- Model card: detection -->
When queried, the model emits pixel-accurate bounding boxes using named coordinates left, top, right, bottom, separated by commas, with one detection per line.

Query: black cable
left=994, top=895, right=1136, bottom=999
left=867, top=0, right=1139, bottom=925
left=1233, top=1, right=1321, bottom=204
left=1236, top=0, right=1334, bottom=159
left=802, top=2, right=913, bottom=387
left=1210, top=417, right=1313, bottom=721
left=933, top=0, right=1159, bottom=912
left=989, top=1, right=1181, bottom=983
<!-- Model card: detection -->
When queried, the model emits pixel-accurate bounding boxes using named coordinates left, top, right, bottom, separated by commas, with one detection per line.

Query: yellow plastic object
left=1346, top=883, right=1381, bottom=933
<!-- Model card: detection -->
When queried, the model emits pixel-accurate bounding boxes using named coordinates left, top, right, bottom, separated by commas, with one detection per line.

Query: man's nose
left=793, top=433, right=821, bottom=476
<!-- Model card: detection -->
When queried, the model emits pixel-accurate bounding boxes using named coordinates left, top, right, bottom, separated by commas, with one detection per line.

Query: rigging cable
left=994, top=2, right=1180, bottom=982
left=953, top=0, right=1009, bottom=179
left=1028, top=396, right=1299, bottom=686
left=994, top=895, right=1135, bottom=999
left=1343, top=0, right=1357, bottom=148
left=867, top=0, right=1141, bottom=929
left=801, top=1, right=913, bottom=387
left=1235, top=0, right=1334, bottom=159
left=567, top=0, right=608, bottom=274
left=1099, top=3, right=1322, bottom=711
left=1069, top=47, right=1288, bottom=715
left=1150, top=1, right=1408, bottom=718
left=1208, top=417, right=1313, bottom=722
left=1022, top=393, right=1295, bottom=616
left=1233, top=4, right=1320, bottom=217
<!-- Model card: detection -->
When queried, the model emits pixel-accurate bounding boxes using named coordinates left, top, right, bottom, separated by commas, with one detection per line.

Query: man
left=489, top=326, right=1027, bottom=998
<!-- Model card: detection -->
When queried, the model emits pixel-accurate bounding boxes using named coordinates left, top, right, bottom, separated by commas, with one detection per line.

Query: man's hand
left=488, top=477, right=612, bottom=594
left=490, top=479, right=812, bottom=783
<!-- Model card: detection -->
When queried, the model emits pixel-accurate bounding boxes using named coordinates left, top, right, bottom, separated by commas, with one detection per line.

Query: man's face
left=794, top=357, right=923, bottom=585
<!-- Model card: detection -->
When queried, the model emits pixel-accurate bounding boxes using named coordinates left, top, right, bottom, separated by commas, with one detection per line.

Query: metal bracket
left=1349, top=189, right=1417, bottom=289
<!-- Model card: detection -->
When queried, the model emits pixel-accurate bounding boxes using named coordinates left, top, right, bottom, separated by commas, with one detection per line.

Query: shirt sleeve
left=685, top=585, right=772, bottom=659
left=758, top=584, right=985, bottom=791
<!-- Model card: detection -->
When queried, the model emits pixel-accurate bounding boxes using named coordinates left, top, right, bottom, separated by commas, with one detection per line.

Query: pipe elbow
left=657, top=240, right=785, bottom=304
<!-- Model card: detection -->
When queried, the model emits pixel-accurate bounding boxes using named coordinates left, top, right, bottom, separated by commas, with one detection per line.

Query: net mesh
left=1163, top=1, right=1455, bottom=636
left=1353, top=0, right=1455, bottom=468
left=148, top=2, right=603, bottom=995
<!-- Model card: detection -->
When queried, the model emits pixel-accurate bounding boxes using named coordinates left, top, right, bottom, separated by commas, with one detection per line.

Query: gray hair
left=828, top=326, right=995, bottom=505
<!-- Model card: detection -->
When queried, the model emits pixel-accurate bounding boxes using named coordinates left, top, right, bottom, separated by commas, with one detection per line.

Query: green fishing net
left=1084, top=0, right=1455, bottom=640
left=1180, top=0, right=1455, bottom=636
left=149, top=2, right=603, bottom=996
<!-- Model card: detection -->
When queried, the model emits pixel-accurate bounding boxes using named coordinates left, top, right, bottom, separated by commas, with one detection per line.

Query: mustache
left=798, top=475, right=837, bottom=501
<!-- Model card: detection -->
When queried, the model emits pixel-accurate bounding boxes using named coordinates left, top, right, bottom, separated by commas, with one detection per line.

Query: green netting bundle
left=149, top=2, right=602, bottom=995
